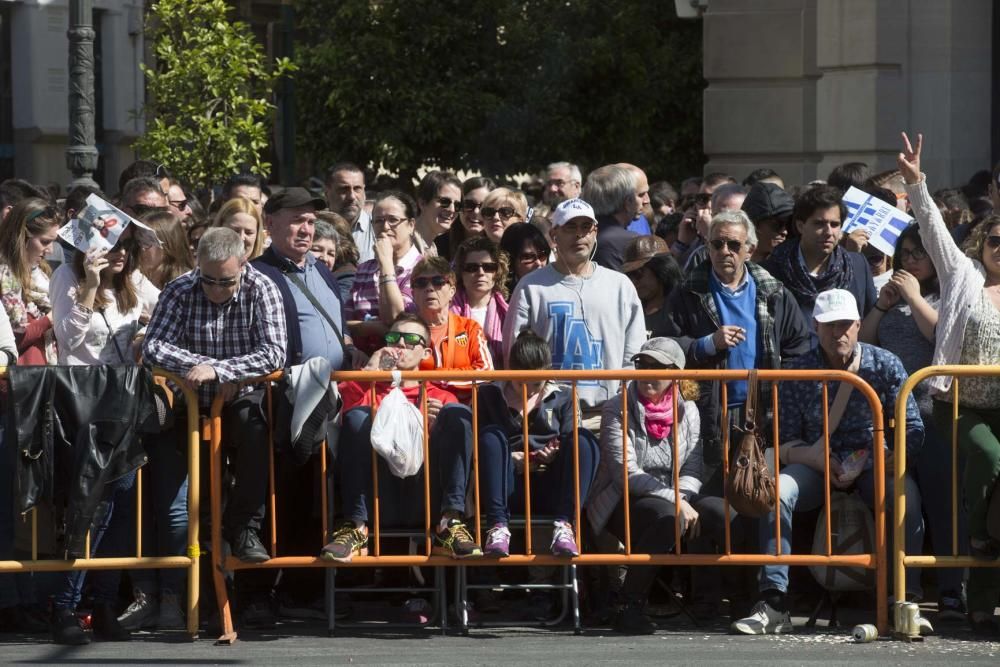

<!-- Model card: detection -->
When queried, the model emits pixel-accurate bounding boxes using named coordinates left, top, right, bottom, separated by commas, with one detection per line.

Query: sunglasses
left=481, top=206, right=517, bottom=221
left=709, top=239, right=744, bottom=253
left=462, top=262, right=498, bottom=274
left=131, top=204, right=169, bottom=217
left=199, top=273, right=240, bottom=288
left=865, top=252, right=886, bottom=266
left=411, top=275, right=450, bottom=289
left=169, top=199, right=189, bottom=211
left=109, top=237, right=139, bottom=253
left=461, top=199, right=481, bottom=213
left=518, top=251, right=542, bottom=263
left=436, top=197, right=458, bottom=210
left=987, top=235, right=1000, bottom=250
left=384, top=331, right=427, bottom=348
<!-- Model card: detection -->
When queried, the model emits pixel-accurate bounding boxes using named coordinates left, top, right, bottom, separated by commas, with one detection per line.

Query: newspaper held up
left=57, top=193, right=161, bottom=253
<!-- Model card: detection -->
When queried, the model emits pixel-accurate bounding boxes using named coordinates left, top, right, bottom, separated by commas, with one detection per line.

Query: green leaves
left=133, top=0, right=295, bottom=190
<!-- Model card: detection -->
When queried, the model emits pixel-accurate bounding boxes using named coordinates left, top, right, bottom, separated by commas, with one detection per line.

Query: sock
left=763, top=589, right=786, bottom=612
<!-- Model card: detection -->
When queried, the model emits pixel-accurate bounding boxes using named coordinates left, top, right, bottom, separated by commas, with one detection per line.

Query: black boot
left=51, top=607, right=90, bottom=645
left=614, top=598, right=656, bottom=635
left=92, top=602, right=131, bottom=641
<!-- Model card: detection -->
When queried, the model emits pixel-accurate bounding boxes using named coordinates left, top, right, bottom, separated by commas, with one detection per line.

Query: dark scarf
left=768, top=238, right=854, bottom=302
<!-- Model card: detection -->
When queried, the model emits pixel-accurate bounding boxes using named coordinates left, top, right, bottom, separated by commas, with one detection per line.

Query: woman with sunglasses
left=481, top=187, right=528, bottom=244
left=499, top=222, right=551, bottom=293
left=450, top=236, right=509, bottom=366
left=414, top=170, right=462, bottom=257
left=898, top=133, right=1000, bottom=635
left=444, top=176, right=496, bottom=260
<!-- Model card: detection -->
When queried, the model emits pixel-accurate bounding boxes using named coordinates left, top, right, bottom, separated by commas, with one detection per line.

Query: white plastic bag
left=370, top=372, right=425, bottom=478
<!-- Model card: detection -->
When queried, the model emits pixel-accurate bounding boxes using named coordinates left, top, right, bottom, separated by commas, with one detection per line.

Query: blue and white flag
left=841, top=186, right=913, bottom=257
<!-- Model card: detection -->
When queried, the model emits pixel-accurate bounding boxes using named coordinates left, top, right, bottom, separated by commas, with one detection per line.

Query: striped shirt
left=346, top=245, right=421, bottom=321
left=142, top=264, right=287, bottom=408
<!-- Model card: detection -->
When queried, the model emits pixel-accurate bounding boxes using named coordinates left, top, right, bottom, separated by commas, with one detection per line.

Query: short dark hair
left=0, top=178, right=50, bottom=210
left=703, top=172, right=735, bottom=189
left=462, top=176, right=496, bottom=196
left=646, top=253, right=684, bottom=296
left=892, top=223, right=938, bottom=295
left=508, top=329, right=551, bottom=371
left=649, top=181, right=678, bottom=210
left=793, top=184, right=846, bottom=224
left=64, top=184, right=105, bottom=218
left=118, top=160, right=169, bottom=194
left=325, top=162, right=364, bottom=186
left=827, top=161, right=870, bottom=193
left=121, top=176, right=166, bottom=208
left=742, top=168, right=780, bottom=188
left=222, top=173, right=262, bottom=200
left=416, top=170, right=462, bottom=205
left=390, top=312, right=431, bottom=344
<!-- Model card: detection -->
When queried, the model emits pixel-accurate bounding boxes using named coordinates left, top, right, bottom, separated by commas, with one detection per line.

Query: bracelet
left=379, top=276, right=396, bottom=285
left=75, top=302, right=93, bottom=315
left=874, top=304, right=889, bottom=313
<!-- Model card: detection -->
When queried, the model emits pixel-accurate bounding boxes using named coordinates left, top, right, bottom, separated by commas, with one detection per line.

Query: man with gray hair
left=143, top=227, right=287, bottom=568
left=543, top=161, right=583, bottom=208
left=583, top=164, right=641, bottom=272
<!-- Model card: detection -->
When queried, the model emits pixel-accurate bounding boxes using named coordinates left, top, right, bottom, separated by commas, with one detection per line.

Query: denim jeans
left=477, top=426, right=599, bottom=525
left=338, top=403, right=473, bottom=526
left=54, top=470, right=137, bottom=610
left=757, top=462, right=924, bottom=597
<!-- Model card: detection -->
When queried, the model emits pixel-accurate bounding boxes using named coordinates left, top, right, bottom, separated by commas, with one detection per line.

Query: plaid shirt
left=346, top=246, right=421, bottom=321
left=142, top=264, right=287, bottom=408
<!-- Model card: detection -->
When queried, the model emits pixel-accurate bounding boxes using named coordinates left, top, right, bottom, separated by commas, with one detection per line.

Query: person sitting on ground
left=477, top=329, right=600, bottom=558
left=731, top=288, right=924, bottom=636
left=321, top=312, right=483, bottom=562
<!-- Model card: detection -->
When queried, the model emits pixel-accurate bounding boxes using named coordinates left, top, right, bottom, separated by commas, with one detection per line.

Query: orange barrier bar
left=207, top=367, right=889, bottom=642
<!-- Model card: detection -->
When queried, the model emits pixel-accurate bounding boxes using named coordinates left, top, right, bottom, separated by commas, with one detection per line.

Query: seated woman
left=477, top=329, right=599, bottom=557
left=588, top=337, right=732, bottom=635
left=499, top=222, right=551, bottom=294
left=450, top=236, right=509, bottom=367
left=322, top=313, right=482, bottom=562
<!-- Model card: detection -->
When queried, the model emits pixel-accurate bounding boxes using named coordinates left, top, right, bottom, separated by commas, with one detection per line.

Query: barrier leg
left=209, top=411, right=237, bottom=645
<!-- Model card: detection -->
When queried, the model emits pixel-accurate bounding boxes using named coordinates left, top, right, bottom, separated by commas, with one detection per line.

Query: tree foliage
left=294, top=0, right=703, bottom=184
left=134, top=0, right=295, bottom=190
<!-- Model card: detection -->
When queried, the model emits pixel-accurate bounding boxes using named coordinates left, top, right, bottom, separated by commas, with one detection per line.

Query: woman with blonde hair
left=137, top=211, right=194, bottom=290
left=213, top=195, right=264, bottom=260
left=480, top=187, right=528, bottom=244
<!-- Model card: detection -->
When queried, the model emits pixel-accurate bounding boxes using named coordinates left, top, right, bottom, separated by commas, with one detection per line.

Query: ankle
left=762, top=589, right=786, bottom=612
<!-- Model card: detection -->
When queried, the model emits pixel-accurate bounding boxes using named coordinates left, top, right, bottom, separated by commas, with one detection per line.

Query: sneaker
left=614, top=600, right=656, bottom=635
left=156, top=590, right=186, bottom=630
left=432, top=518, right=482, bottom=559
left=484, top=523, right=511, bottom=557
left=730, top=600, right=794, bottom=635
left=51, top=607, right=90, bottom=645
left=117, top=589, right=159, bottom=631
left=230, top=528, right=270, bottom=563
left=936, top=590, right=967, bottom=623
left=320, top=523, right=368, bottom=563
left=550, top=520, right=579, bottom=557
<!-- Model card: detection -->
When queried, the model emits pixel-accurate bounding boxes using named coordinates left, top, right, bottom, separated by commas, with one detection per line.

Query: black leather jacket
left=8, top=365, right=165, bottom=558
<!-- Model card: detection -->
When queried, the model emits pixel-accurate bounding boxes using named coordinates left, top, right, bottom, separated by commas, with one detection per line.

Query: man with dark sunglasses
left=119, top=176, right=168, bottom=219
left=323, top=312, right=483, bottom=562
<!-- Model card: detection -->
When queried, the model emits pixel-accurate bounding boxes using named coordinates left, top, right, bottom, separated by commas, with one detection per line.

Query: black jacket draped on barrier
left=7, top=365, right=166, bottom=558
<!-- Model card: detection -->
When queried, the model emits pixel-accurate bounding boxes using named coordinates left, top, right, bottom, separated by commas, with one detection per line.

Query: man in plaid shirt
left=143, top=227, right=287, bottom=565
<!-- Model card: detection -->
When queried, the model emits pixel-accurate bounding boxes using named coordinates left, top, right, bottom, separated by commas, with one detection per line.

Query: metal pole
left=66, top=0, right=100, bottom=189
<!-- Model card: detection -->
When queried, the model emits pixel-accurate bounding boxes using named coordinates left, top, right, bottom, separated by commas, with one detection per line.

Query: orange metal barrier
left=209, top=368, right=888, bottom=644
left=0, top=368, right=202, bottom=637
left=893, top=366, right=1000, bottom=608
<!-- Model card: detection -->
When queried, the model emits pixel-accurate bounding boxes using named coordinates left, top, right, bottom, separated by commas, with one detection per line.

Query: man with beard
left=324, top=162, right=373, bottom=263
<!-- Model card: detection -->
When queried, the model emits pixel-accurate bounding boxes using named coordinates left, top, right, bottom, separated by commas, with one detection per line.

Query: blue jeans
left=758, top=462, right=924, bottom=597
left=477, top=426, right=600, bottom=525
left=54, top=470, right=137, bottom=610
left=338, top=403, right=473, bottom=526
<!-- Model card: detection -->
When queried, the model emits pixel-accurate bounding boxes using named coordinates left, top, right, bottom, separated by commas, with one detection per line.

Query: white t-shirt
left=469, top=306, right=488, bottom=329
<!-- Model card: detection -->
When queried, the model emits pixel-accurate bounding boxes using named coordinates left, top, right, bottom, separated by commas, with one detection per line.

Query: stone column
left=65, top=0, right=99, bottom=190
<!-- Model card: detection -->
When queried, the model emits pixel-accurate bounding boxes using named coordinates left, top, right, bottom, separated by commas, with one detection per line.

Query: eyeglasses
left=384, top=331, right=427, bottom=348
left=481, top=206, right=517, bottom=221
left=411, top=275, right=450, bottom=289
left=986, top=235, right=1000, bottom=250
left=898, top=247, right=927, bottom=261
left=462, top=262, right=498, bottom=274
left=169, top=199, right=189, bottom=211
left=436, top=197, right=458, bottom=210
left=546, top=179, right=578, bottom=189
left=130, top=204, right=169, bottom=217
left=461, top=199, right=481, bottom=213
left=865, top=252, right=886, bottom=266
left=518, top=251, right=542, bottom=263
left=373, top=215, right=409, bottom=228
left=709, top=239, right=745, bottom=253
left=634, top=358, right=678, bottom=371
left=199, top=273, right=240, bottom=288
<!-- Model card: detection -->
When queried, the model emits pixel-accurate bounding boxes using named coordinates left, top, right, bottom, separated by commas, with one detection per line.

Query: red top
left=17, top=312, right=51, bottom=365
left=338, top=381, right=458, bottom=412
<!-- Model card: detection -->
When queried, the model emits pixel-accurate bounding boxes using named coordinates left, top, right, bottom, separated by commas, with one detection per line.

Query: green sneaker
left=432, top=519, right=482, bottom=559
left=320, top=523, right=368, bottom=563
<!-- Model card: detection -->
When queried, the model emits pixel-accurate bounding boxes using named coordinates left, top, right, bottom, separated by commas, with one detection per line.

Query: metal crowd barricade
left=893, top=366, right=1000, bottom=609
left=0, top=368, right=202, bottom=638
left=209, top=368, right=888, bottom=645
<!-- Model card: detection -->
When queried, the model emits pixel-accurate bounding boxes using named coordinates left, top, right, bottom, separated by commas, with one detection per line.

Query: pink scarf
left=450, top=290, right=508, bottom=366
left=640, top=387, right=675, bottom=441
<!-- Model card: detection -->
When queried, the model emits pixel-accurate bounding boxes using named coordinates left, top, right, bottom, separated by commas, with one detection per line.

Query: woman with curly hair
left=450, top=235, right=509, bottom=365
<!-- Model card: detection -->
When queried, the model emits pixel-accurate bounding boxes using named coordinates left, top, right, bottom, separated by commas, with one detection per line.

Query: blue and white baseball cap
left=551, top=198, right=598, bottom=228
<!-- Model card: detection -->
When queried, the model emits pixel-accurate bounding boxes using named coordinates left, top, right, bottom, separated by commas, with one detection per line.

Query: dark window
left=0, top=5, right=14, bottom=181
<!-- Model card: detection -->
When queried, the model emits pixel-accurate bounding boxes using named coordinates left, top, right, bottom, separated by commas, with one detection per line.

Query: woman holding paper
left=898, top=132, right=1000, bottom=635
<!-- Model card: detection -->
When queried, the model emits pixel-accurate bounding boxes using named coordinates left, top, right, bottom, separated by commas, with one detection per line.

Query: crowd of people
left=1, top=131, right=999, bottom=644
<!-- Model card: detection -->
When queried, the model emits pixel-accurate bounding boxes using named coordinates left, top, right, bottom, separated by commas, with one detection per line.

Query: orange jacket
left=420, top=313, right=493, bottom=395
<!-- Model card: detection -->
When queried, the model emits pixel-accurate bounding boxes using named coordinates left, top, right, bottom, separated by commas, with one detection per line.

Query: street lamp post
left=66, top=0, right=99, bottom=189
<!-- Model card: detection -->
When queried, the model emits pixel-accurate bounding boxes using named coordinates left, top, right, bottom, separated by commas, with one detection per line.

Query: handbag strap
left=98, top=308, right=129, bottom=364
left=285, top=271, right=348, bottom=353
left=812, top=347, right=861, bottom=446
left=743, top=369, right=759, bottom=431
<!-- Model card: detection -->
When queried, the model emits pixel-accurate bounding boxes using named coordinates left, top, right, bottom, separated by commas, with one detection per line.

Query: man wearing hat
left=732, top=288, right=924, bottom=635
left=621, top=235, right=683, bottom=338
left=503, top=197, right=645, bottom=430
left=742, top=181, right=794, bottom=264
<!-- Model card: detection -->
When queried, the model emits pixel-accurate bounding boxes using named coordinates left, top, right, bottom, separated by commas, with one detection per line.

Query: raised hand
left=897, top=132, right=923, bottom=184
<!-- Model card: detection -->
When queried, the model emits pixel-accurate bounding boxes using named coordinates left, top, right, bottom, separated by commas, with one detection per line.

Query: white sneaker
left=730, top=600, right=794, bottom=635
left=156, top=590, right=186, bottom=630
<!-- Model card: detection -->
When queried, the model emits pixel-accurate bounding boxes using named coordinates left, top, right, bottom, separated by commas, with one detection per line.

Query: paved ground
left=2, top=613, right=998, bottom=665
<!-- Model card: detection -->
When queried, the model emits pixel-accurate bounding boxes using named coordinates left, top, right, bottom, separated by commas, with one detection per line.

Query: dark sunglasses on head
left=384, top=331, right=427, bottom=348
left=481, top=206, right=517, bottom=221
left=709, top=239, right=744, bottom=253
left=411, top=275, right=449, bottom=289
left=436, top=197, right=458, bottom=209
left=199, top=273, right=239, bottom=288
left=462, top=262, right=498, bottom=274
left=461, top=199, right=481, bottom=212
left=986, top=235, right=1000, bottom=250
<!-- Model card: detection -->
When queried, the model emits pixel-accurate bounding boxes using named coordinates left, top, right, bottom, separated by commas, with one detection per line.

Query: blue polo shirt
left=278, top=252, right=345, bottom=370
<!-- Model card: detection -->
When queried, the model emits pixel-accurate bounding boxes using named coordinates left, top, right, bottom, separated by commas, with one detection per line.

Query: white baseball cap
left=812, top=289, right=860, bottom=323
left=551, top=198, right=598, bottom=228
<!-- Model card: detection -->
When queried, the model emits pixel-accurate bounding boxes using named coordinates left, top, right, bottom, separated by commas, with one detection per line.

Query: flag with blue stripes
left=841, top=186, right=913, bottom=256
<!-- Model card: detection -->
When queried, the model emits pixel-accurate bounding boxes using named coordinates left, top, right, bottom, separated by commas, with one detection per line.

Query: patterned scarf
left=450, top=289, right=508, bottom=365
left=640, top=387, right=675, bottom=441
left=767, top=238, right=854, bottom=302
left=0, top=263, right=51, bottom=333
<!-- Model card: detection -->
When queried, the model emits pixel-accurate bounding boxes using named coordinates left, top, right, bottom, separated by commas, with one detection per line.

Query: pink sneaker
left=550, top=520, right=579, bottom=557
left=484, top=523, right=511, bottom=557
